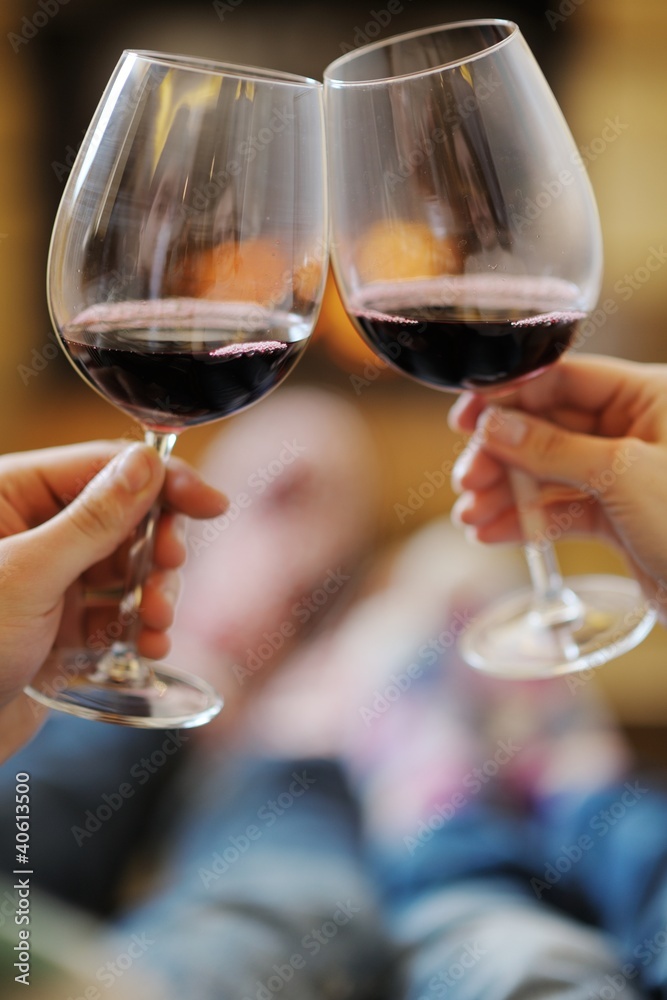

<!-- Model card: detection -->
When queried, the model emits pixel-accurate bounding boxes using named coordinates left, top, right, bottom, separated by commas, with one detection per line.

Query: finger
left=0, top=694, right=48, bottom=764
left=137, top=628, right=171, bottom=662
left=448, top=393, right=486, bottom=433
left=0, top=440, right=123, bottom=489
left=153, top=513, right=188, bottom=570
left=0, top=441, right=125, bottom=531
left=492, top=355, right=654, bottom=422
left=449, top=356, right=656, bottom=437
left=462, top=497, right=601, bottom=546
left=452, top=481, right=515, bottom=528
left=140, top=568, right=180, bottom=632
left=470, top=506, right=523, bottom=545
left=475, top=406, right=629, bottom=490
left=13, top=444, right=166, bottom=602
left=82, top=511, right=188, bottom=588
left=162, top=460, right=228, bottom=520
left=452, top=445, right=506, bottom=494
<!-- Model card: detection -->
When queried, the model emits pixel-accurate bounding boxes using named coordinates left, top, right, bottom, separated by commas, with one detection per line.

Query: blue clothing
left=0, top=715, right=392, bottom=999
left=1, top=714, right=665, bottom=999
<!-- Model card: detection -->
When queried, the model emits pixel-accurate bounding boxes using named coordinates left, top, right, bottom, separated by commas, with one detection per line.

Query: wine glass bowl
left=27, top=51, right=327, bottom=726
left=324, top=20, right=656, bottom=678
left=325, top=19, right=601, bottom=392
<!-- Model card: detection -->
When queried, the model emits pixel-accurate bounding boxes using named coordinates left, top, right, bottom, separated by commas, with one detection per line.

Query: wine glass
left=26, top=51, right=327, bottom=726
left=324, top=20, right=655, bottom=679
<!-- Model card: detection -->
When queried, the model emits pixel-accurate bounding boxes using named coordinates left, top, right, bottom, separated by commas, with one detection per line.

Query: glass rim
left=125, top=49, right=322, bottom=88
left=324, top=18, right=519, bottom=86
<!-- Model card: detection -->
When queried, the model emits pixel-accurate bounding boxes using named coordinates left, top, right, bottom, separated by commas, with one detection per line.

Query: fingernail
left=451, top=493, right=472, bottom=525
left=115, top=445, right=153, bottom=493
left=173, top=514, right=188, bottom=547
left=452, top=449, right=474, bottom=493
left=162, top=573, right=181, bottom=608
left=463, top=526, right=482, bottom=546
left=481, top=407, right=527, bottom=446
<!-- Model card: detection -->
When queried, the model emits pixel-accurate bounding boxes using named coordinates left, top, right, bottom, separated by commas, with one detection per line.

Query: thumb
left=477, top=406, right=624, bottom=490
left=20, top=443, right=165, bottom=594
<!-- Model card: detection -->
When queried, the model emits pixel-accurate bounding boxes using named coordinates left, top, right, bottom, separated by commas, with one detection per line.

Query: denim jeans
left=0, top=715, right=392, bottom=999
left=2, top=715, right=665, bottom=999
left=372, top=788, right=667, bottom=1000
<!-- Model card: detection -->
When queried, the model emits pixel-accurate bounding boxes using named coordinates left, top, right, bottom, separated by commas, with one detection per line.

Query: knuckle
left=531, top=421, right=564, bottom=463
left=66, top=486, right=121, bottom=541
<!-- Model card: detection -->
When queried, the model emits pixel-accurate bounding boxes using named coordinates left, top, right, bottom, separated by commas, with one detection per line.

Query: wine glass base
left=25, top=649, right=223, bottom=728
left=459, top=575, right=656, bottom=680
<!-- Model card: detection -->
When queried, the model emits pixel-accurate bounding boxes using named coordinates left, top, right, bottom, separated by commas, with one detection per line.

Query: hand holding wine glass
left=0, top=441, right=226, bottom=761
left=324, top=19, right=655, bottom=678
left=450, top=353, right=667, bottom=620
left=28, top=51, right=327, bottom=726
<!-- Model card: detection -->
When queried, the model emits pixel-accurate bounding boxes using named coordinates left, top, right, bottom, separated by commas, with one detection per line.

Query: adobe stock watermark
left=530, top=779, right=648, bottom=898
left=51, top=83, right=150, bottom=184
left=26, top=593, right=144, bottom=719
left=213, top=0, right=243, bottom=20
left=394, top=443, right=466, bottom=525
left=8, top=0, right=70, bottom=53
left=358, top=609, right=476, bottom=727
left=70, top=731, right=188, bottom=846
left=566, top=577, right=667, bottom=695
left=523, top=441, right=638, bottom=555
left=181, top=107, right=296, bottom=219
left=424, top=940, right=488, bottom=996
left=394, top=407, right=507, bottom=524
left=384, top=72, right=502, bottom=192
left=242, top=899, right=361, bottom=1000
left=51, top=130, right=86, bottom=185
left=511, top=116, right=629, bottom=233
left=17, top=332, right=61, bottom=386
left=56, top=428, right=145, bottom=508
left=403, top=737, right=522, bottom=855
left=232, top=567, right=351, bottom=685
left=588, top=922, right=667, bottom=1000
left=349, top=327, right=418, bottom=396
left=64, top=932, right=155, bottom=998
left=18, top=255, right=140, bottom=386
left=553, top=244, right=667, bottom=361
left=188, top=439, right=308, bottom=556
left=339, top=0, right=411, bottom=53
left=198, top=770, right=316, bottom=887
left=545, top=0, right=586, bottom=31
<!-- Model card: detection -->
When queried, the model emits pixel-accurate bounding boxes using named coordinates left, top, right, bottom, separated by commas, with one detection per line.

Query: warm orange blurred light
left=313, top=269, right=386, bottom=373
left=356, top=220, right=461, bottom=283
left=176, top=238, right=288, bottom=304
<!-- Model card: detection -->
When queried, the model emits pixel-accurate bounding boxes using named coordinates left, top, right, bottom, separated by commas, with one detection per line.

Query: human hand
left=0, top=441, right=226, bottom=759
left=449, top=354, right=667, bottom=617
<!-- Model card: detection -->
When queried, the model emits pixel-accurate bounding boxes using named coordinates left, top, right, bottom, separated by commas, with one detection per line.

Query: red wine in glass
left=325, top=19, right=656, bottom=678
left=350, top=276, right=585, bottom=392
left=62, top=300, right=308, bottom=431
left=27, top=51, right=327, bottom=727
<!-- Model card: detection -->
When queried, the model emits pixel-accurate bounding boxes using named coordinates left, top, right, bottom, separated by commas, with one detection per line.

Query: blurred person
left=0, top=440, right=226, bottom=763
left=238, top=518, right=650, bottom=1000
left=346, top=351, right=667, bottom=1000
left=230, top=352, right=667, bottom=998
left=8, top=356, right=667, bottom=1000
left=111, top=363, right=651, bottom=999
left=0, top=387, right=393, bottom=1000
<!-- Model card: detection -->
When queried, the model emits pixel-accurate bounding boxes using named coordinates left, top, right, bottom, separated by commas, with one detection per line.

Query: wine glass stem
left=510, top=469, right=583, bottom=626
left=100, top=429, right=178, bottom=684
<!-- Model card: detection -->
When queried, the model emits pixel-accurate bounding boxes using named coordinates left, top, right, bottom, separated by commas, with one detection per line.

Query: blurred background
left=1, top=0, right=667, bottom=724
left=2, top=1, right=667, bottom=994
